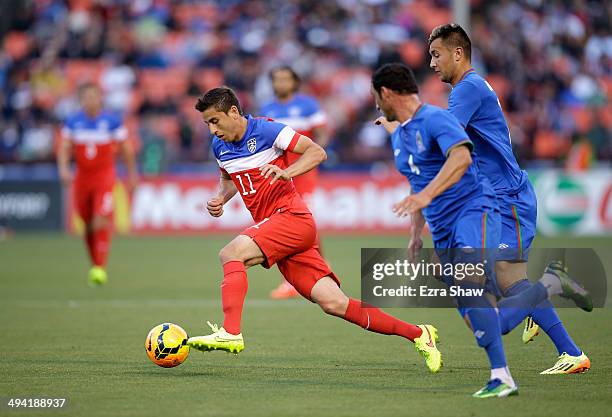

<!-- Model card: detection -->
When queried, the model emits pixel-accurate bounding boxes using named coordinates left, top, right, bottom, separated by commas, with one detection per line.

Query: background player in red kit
left=57, top=83, right=138, bottom=286
left=260, top=66, right=330, bottom=299
left=186, top=87, right=442, bottom=373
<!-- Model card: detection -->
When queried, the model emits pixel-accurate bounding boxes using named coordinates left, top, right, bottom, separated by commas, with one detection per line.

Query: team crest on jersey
left=416, top=131, right=425, bottom=153
left=247, top=138, right=257, bottom=153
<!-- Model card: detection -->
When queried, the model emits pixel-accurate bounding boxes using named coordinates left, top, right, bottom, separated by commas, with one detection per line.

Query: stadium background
left=1, top=1, right=611, bottom=417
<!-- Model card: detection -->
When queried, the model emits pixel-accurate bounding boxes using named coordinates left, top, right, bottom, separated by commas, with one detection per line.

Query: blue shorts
left=433, top=205, right=501, bottom=302
left=497, top=182, right=537, bottom=261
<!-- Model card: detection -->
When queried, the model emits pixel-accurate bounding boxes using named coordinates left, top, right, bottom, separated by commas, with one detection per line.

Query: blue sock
left=462, top=307, right=507, bottom=369
left=498, top=279, right=533, bottom=334
left=500, top=280, right=581, bottom=356
left=530, top=299, right=581, bottom=356
left=498, top=279, right=547, bottom=334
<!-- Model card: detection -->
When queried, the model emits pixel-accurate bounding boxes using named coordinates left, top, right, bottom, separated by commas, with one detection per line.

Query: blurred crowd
left=0, top=0, right=610, bottom=173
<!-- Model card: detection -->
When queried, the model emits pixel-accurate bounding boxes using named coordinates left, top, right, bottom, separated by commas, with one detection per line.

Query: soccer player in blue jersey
left=428, top=23, right=591, bottom=375
left=372, top=63, right=591, bottom=397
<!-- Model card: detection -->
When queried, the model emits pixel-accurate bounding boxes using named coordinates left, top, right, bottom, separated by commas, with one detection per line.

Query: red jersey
left=213, top=116, right=310, bottom=222
left=62, top=111, right=127, bottom=185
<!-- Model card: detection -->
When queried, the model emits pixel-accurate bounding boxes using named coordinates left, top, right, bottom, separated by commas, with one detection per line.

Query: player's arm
left=407, top=209, right=426, bottom=261
left=393, top=144, right=472, bottom=217
left=57, top=132, right=73, bottom=187
left=207, top=170, right=238, bottom=217
left=374, top=116, right=400, bottom=134
left=260, top=135, right=326, bottom=184
left=311, top=124, right=330, bottom=148
left=118, top=140, right=138, bottom=193
left=309, top=99, right=330, bottom=148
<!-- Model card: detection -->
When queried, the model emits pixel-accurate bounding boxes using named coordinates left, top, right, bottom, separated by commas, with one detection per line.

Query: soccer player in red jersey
left=260, top=66, right=330, bottom=299
left=57, top=83, right=138, bottom=286
left=186, top=87, right=442, bottom=373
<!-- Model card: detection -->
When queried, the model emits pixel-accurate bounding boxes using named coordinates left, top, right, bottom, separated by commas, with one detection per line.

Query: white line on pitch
left=2, top=299, right=311, bottom=309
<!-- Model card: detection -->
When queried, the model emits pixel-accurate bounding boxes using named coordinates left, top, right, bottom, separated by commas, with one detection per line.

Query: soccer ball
left=145, top=323, right=190, bottom=368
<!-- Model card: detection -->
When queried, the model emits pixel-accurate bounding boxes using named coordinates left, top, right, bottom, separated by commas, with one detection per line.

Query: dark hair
left=269, top=65, right=300, bottom=87
left=268, top=65, right=302, bottom=92
left=195, top=87, right=243, bottom=115
left=428, top=23, right=472, bottom=61
left=371, top=63, right=419, bottom=95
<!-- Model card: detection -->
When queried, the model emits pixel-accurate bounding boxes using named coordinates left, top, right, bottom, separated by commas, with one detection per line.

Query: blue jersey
left=449, top=70, right=528, bottom=195
left=259, top=94, right=326, bottom=136
left=391, top=104, right=496, bottom=241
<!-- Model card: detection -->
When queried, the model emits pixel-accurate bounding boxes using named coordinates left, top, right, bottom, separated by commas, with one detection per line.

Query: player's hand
left=259, top=164, right=290, bottom=184
left=374, top=117, right=400, bottom=134
left=392, top=192, right=432, bottom=217
left=207, top=196, right=224, bottom=217
left=59, top=169, right=72, bottom=188
left=407, top=236, right=423, bottom=263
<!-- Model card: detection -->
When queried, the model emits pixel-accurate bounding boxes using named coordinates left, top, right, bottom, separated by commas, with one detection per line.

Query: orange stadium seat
left=152, top=115, right=180, bottom=144
left=64, top=59, right=109, bottom=92
left=598, top=104, right=612, bottom=129
left=420, top=74, right=449, bottom=107
left=601, top=76, right=612, bottom=98
left=571, top=107, right=594, bottom=134
left=3, top=31, right=32, bottom=60
left=193, top=68, right=225, bottom=93
left=173, top=3, right=218, bottom=28
left=485, top=74, right=510, bottom=107
left=181, top=96, right=203, bottom=126
left=399, top=40, right=425, bottom=68
left=405, top=1, right=452, bottom=33
left=139, top=67, right=189, bottom=98
left=534, top=130, right=570, bottom=159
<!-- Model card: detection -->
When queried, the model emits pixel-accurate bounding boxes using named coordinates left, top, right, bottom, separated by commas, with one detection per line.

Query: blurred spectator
left=0, top=0, right=609, bottom=170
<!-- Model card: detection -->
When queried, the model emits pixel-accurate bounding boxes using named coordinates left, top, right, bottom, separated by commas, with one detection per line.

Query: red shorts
left=241, top=209, right=339, bottom=300
left=286, top=151, right=318, bottom=197
left=73, top=180, right=114, bottom=223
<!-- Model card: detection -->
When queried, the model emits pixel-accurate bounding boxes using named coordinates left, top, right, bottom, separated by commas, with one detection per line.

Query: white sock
left=539, top=273, right=562, bottom=297
left=491, top=366, right=515, bottom=388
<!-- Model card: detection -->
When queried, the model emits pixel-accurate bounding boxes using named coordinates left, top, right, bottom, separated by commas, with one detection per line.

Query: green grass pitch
left=1, top=234, right=611, bottom=417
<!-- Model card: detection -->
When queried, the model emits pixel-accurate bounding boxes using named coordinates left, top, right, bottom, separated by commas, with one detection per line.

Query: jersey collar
left=401, top=103, right=425, bottom=126
left=457, top=68, right=476, bottom=83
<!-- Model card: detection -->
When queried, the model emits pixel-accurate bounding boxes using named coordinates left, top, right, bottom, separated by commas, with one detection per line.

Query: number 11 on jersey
left=236, top=173, right=256, bottom=195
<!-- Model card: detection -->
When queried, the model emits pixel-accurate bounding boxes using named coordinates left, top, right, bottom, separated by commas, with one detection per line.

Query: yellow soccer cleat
left=522, top=316, right=540, bottom=344
left=187, top=321, right=244, bottom=354
left=88, top=266, right=107, bottom=286
left=540, top=352, right=590, bottom=374
left=414, top=324, right=442, bottom=373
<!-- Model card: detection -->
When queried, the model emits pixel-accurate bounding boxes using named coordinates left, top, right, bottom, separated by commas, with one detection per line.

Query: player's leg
left=218, top=234, right=265, bottom=334
left=74, top=184, right=95, bottom=266
left=279, top=249, right=442, bottom=373
left=497, top=262, right=589, bottom=374
left=189, top=211, right=316, bottom=354
left=495, top=189, right=589, bottom=373
left=449, top=208, right=517, bottom=397
left=270, top=161, right=317, bottom=300
left=187, top=234, right=264, bottom=354
left=87, top=184, right=115, bottom=285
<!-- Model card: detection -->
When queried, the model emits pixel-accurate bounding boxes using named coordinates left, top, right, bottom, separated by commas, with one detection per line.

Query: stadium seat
left=193, top=68, right=225, bottom=93
left=64, top=60, right=110, bottom=92
left=533, top=130, right=570, bottom=159
left=140, top=67, right=190, bottom=98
